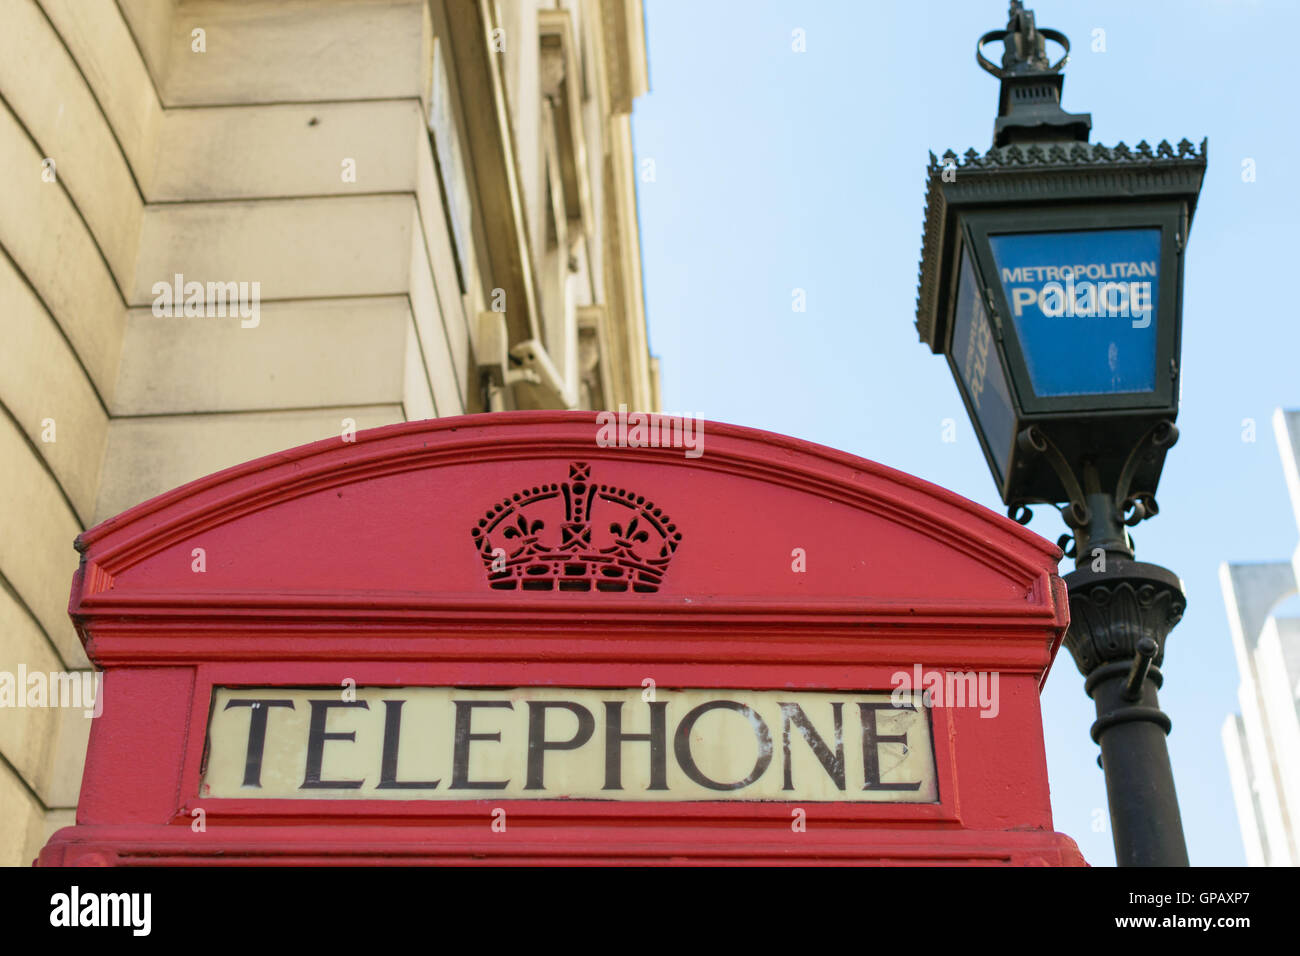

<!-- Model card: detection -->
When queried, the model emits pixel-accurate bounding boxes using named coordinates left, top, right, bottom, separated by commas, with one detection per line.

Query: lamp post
left=914, top=2, right=1206, bottom=866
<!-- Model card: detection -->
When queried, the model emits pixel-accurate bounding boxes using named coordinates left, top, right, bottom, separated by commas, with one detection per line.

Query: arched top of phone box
left=70, top=412, right=1067, bottom=667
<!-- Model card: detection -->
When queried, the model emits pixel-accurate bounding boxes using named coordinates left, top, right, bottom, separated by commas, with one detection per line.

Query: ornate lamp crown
left=976, top=0, right=1068, bottom=79
left=470, top=462, right=682, bottom=593
left=976, top=1, right=1090, bottom=147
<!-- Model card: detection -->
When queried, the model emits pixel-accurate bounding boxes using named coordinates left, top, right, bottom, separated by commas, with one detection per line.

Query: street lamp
left=914, top=1, right=1206, bottom=866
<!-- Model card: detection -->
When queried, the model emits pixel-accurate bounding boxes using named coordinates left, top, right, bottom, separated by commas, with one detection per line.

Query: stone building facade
left=0, top=0, right=657, bottom=866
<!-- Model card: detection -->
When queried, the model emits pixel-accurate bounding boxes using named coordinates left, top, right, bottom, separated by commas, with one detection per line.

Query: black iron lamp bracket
left=1008, top=425, right=1090, bottom=532
left=1006, top=419, right=1178, bottom=563
left=1114, top=420, right=1179, bottom=527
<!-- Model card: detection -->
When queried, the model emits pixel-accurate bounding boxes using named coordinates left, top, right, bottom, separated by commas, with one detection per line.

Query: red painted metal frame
left=40, top=411, right=1085, bottom=866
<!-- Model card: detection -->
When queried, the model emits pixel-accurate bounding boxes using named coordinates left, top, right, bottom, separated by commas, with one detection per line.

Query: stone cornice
left=539, top=9, right=594, bottom=240
left=441, top=0, right=542, bottom=346
left=599, top=0, right=649, bottom=116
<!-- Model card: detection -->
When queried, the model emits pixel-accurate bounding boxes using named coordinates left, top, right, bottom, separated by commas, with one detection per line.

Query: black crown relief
left=471, top=462, right=682, bottom=593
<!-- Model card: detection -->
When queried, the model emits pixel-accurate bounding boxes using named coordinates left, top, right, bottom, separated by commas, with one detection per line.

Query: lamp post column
left=910, top=0, right=1206, bottom=864
left=1063, top=493, right=1189, bottom=866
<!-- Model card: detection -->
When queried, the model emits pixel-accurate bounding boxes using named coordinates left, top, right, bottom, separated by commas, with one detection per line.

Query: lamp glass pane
left=952, top=247, right=1016, bottom=485
left=989, top=228, right=1161, bottom=397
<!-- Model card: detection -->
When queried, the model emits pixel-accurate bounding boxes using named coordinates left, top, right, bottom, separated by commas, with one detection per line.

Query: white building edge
left=1221, top=409, right=1300, bottom=865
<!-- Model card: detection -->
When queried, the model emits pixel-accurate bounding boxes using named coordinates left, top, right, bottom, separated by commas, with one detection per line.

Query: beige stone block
left=402, top=321, right=436, bottom=422
left=153, top=101, right=421, bottom=201
left=414, top=122, right=473, bottom=388
left=45, top=699, right=94, bottom=809
left=41, top=0, right=163, bottom=183
left=407, top=212, right=465, bottom=417
left=0, top=254, right=109, bottom=525
left=115, top=296, right=412, bottom=415
left=418, top=0, right=434, bottom=118
left=116, top=0, right=176, bottom=102
left=40, top=0, right=163, bottom=183
left=95, top=405, right=405, bottom=522
left=0, top=417, right=85, bottom=669
left=0, top=626, right=91, bottom=810
left=0, top=0, right=143, bottom=291
left=0, top=589, right=63, bottom=794
left=143, top=0, right=424, bottom=107
left=132, top=195, right=415, bottom=305
left=0, top=763, right=46, bottom=867
left=0, top=101, right=126, bottom=402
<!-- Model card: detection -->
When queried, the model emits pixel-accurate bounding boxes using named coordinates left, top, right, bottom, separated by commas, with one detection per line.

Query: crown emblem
left=471, top=462, right=682, bottom=592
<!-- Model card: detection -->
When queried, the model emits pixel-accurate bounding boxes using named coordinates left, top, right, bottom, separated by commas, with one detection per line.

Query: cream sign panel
left=201, top=687, right=938, bottom=802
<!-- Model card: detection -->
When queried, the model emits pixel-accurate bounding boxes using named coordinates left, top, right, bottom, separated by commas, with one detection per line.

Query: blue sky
left=631, top=0, right=1299, bottom=866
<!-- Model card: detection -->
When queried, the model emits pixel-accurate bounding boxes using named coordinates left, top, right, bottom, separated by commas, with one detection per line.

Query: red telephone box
left=40, top=411, right=1084, bottom=865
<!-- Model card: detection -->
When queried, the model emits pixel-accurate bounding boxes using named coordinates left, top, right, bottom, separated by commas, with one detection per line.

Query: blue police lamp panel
left=952, top=249, right=1017, bottom=487
left=990, top=228, right=1162, bottom=397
